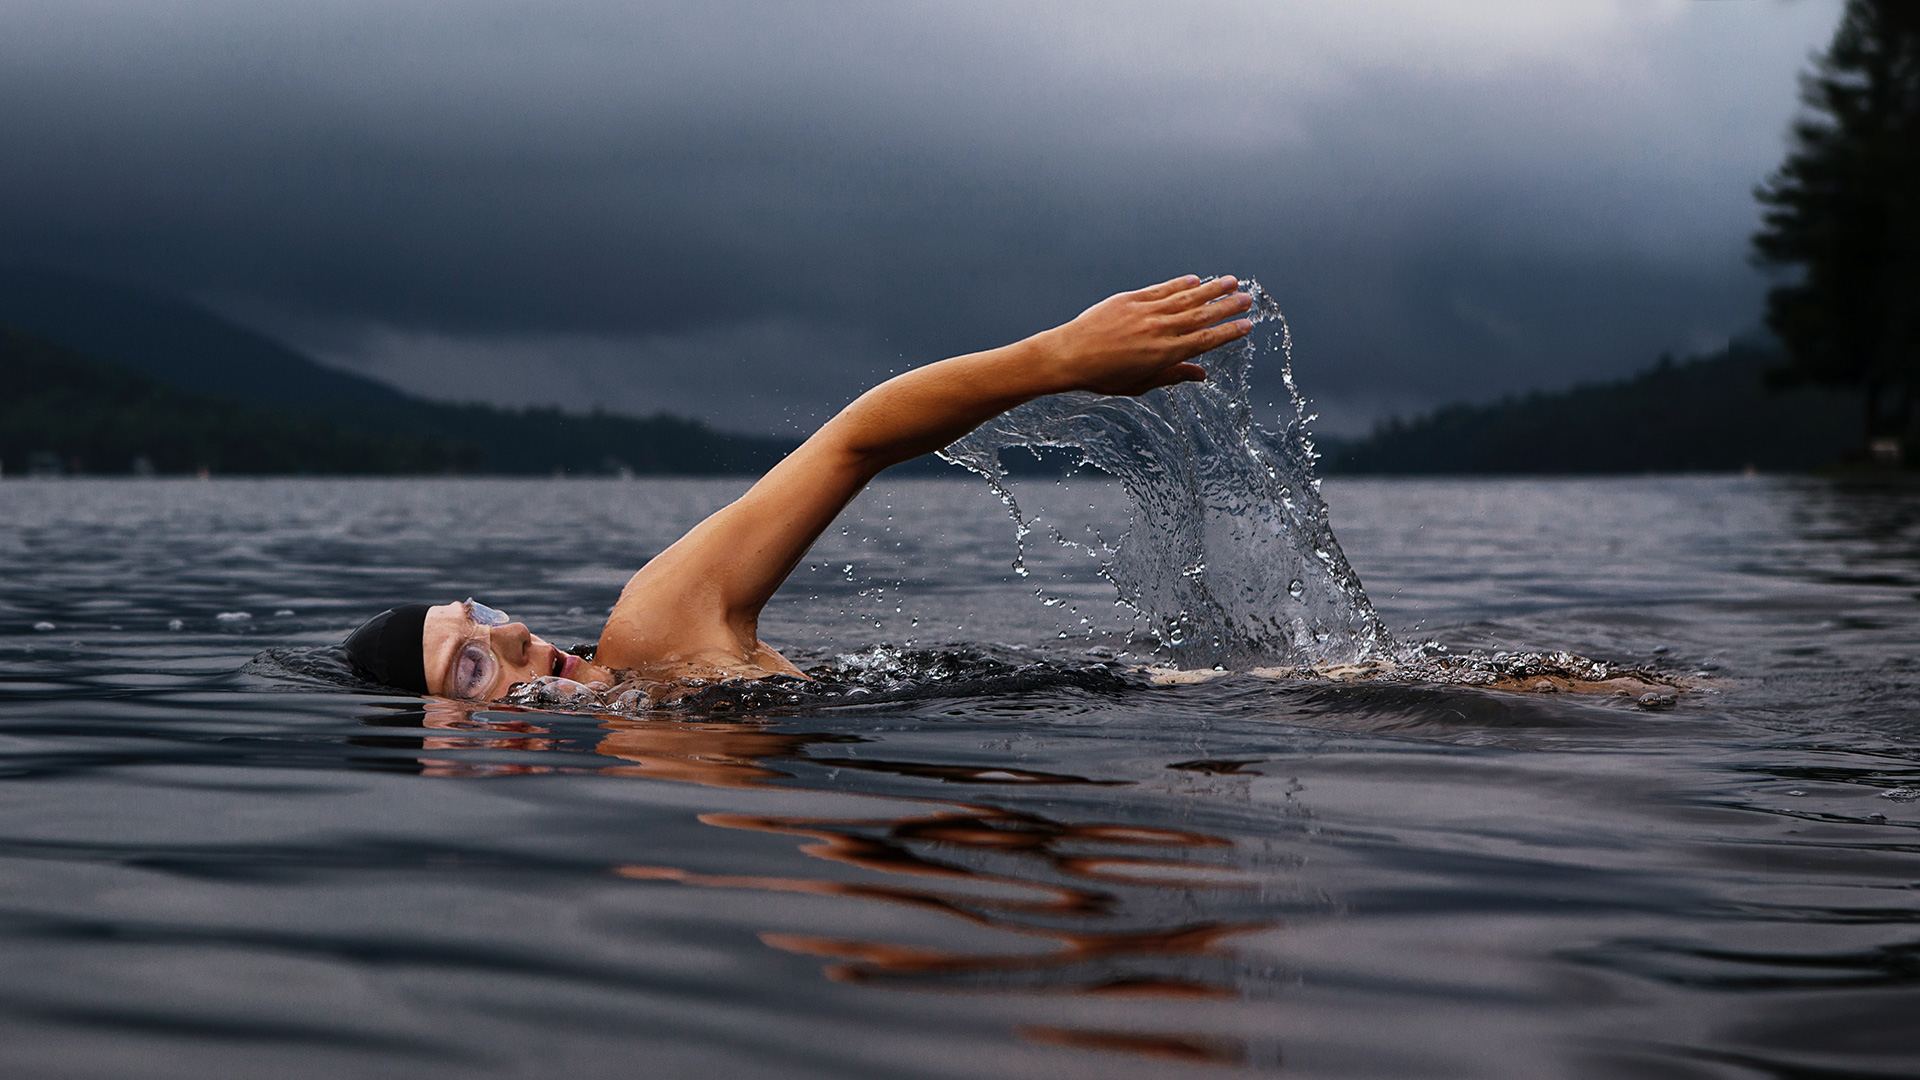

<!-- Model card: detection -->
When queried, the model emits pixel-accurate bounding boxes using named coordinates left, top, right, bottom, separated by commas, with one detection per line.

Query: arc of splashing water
left=940, top=278, right=1393, bottom=670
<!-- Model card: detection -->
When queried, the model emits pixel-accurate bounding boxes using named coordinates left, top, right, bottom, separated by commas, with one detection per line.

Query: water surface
left=2, top=475, right=1918, bottom=1078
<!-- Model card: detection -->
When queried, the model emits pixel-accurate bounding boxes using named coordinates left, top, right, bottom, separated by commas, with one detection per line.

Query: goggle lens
left=451, top=641, right=498, bottom=700
left=465, top=599, right=512, bottom=627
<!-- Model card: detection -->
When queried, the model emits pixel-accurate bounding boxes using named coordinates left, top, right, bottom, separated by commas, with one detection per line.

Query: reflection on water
left=1786, top=477, right=1920, bottom=589
left=1018, top=1024, right=1278, bottom=1068
left=3, top=476, right=1920, bottom=1078
left=400, top=703, right=1280, bottom=1063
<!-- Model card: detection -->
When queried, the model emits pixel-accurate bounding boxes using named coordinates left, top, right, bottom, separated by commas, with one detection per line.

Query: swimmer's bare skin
left=593, top=275, right=1254, bottom=683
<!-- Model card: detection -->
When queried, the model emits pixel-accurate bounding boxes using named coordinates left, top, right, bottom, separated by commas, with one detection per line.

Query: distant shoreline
left=1320, top=341, right=1864, bottom=476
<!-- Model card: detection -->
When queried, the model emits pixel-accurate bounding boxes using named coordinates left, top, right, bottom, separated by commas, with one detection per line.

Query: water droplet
left=1288, top=579, right=1304, bottom=599
left=167, top=619, right=184, bottom=631
left=216, top=611, right=252, bottom=622
left=32, top=621, right=54, bottom=632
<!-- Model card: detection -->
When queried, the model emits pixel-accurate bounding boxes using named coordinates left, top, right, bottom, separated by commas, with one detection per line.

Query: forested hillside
left=0, top=268, right=795, bottom=475
left=1, top=329, right=476, bottom=475
left=1325, top=343, right=1860, bottom=474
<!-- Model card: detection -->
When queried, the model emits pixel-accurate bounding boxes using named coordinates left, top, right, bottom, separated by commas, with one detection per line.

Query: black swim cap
left=341, top=604, right=433, bottom=694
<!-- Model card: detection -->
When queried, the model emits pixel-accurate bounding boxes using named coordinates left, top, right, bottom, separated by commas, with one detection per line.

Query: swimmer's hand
left=1032, top=274, right=1253, bottom=397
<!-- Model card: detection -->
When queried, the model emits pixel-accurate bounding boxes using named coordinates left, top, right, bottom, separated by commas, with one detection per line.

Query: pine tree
left=1752, top=0, right=1920, bottom=461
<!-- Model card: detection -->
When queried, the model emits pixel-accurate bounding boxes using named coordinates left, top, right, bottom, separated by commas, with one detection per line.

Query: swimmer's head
left=342, top=600, right=613, bottom=700
left=341, top=604, right=431, bottom=694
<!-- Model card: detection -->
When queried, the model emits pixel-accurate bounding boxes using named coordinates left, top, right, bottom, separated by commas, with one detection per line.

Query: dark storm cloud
left=0, top=1, right=1843, bottom=433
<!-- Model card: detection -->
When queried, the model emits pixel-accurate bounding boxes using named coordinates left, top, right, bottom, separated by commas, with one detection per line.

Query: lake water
left=2, top=475, right=1917, bottom=1079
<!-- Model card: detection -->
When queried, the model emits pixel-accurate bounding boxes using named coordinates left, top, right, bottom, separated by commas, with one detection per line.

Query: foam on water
left=941, top=278, right=1392, bottom=669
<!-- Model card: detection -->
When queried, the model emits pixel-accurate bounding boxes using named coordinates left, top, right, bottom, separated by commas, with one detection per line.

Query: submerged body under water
left=3, top=473, right=1918, bottom=1078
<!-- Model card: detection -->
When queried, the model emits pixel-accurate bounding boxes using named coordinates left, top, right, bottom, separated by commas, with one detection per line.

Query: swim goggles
left=448, top=599, right=514, bottom=700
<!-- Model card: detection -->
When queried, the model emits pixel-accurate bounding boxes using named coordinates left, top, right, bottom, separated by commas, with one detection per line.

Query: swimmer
left=342, top=275, right=1255, bottom=701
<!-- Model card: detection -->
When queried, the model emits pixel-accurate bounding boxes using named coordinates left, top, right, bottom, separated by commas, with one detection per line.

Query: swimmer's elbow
left=833, top=431, right=949, bottom=475
left=810, top=360, right=1020, bottom=472
left=807, top=408, right=922, bottom=476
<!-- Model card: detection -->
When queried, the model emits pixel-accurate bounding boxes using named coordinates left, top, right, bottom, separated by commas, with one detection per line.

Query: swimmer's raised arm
left=595, top=275, right=1254, bottom=677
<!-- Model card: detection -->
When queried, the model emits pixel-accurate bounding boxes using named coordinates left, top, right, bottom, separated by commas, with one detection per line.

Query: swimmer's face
left=422, top=600, right=614, bottom=701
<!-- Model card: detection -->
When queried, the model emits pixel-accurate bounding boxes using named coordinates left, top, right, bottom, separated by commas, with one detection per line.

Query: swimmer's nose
left=492, top=622, right=535, bottom=664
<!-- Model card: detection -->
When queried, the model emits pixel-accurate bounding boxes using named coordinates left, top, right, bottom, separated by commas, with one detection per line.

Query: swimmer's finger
left=1181, top=318, right=1252, bottom=355
left=1159, top=275, right=1239, bottom=312
left=1167, top=289, right=1253, bottom=331
left=1133, top=275, right=1203, bottom=301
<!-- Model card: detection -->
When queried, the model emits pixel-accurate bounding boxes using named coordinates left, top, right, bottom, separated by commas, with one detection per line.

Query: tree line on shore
left=1322, top=341, right=1858, bottom=475
left=1751, top=0, right=1918, bottom=465
left=0, top=326, right=795, bottom=478
left=1, top=328, right=472, bottom=476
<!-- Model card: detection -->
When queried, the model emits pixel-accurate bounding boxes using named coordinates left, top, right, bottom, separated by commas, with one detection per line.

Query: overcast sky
left=0, top=0, right=1844, bottom=435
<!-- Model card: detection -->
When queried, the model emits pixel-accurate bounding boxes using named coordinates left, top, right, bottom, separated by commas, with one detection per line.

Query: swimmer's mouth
left=552, top=650, right=579, bottom=680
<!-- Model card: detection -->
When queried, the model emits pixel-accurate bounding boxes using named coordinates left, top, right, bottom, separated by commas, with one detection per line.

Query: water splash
left=940, top=278, right=1392, bottom=669
left=493, top=647, right=1144, bottom=715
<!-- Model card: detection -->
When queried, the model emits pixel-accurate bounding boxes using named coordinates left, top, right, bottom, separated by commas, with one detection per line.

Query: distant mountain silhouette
left=0, top=266, right=795, bottom=475
left=0, top=267, right=426, bottom=413
left=2, top=327, right=477, bottom=475
left=1324, top=342, right=1861, bottom=474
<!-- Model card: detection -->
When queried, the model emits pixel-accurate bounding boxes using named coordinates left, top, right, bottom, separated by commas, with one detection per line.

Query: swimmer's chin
left=557, top=651, right=606, bottom=683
